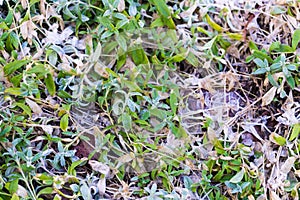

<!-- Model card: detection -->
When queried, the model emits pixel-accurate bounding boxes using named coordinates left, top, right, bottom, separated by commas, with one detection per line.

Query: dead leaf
left=25, top=98, right=42, bottom=115
left=20, top=21, right=29, bottom=41
left=262, top=86, right=277, bottom=106
left=116, top=152, right=135, bottom=168
left=180, top=3, right=198, bottom=18
left=20, top=0, right=27, bottom=9
left=88, top=160, right=110, bottom=176
left=17, top=185, right=28, bottom=198
left=280, top=157, right=296, bottom=175
left=120, top=57, right=136, bottom=72
left=207, top=127, right=217, bottom=142
left=39, top=0, right=46, bottom=16
left=248, top=195, right=255, bottom=200
left=226, top=45, right=240, bottom=59
left=94, top=62, right=109, bottom=78
left=43, top=26, right=73, bottom=45
left=97, top=178, right=106, bottom=194
left=270, top=191, right=281, bottom=200
left=117, top=0, right=125, bottom=12
left=41, top=125, right=53, bottom=135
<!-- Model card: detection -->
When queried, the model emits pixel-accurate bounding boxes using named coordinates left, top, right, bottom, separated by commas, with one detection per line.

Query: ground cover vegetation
left=0, top=0, right=299, bottom=199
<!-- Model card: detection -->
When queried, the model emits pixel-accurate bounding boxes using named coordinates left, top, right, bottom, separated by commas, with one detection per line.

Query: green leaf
left=253, top=58, right=267, bottom=68
left=150, top=17, right=164, bottom=28
left=286, top=76, right=295, bottom=89
left=152, top=0, right=175, bottom=29
left=272, top=133, right=286, bottom=146
left=9, top=179, right=18, bottom=194
left=292, top=29, right=300, bottom=50
left=205, top=14, right=223, bottom=32
left=169, top=53, right=186, bottom=63
left=130, top=48, right=149, bottom=65
left=11, top=74, right=23, bottom=87
left=53, top=194, right=62, bottom=200
left=0, top=22, right=9, bottom=30
left=11, top=193, right=20, bottom=200
left=3, top=59, right=30, bottom=75
left=122, top=113, right=132, bottom=132
left=37, top=187, right=53, bottom=197
left=253, top=50, right=273, bottom=63
left=27, top=64, right=49, bottom=76
left=6, top=32, right=19, bottom=52
left=170, top=91, right=177, bottom=114
left=252, top=68, right=267, bottom=75
left=134, top=120, right=150, bottom=126
left=229, top=168, right=244, bottom=183
left=15, top=102, right=32, bottom=116
left=286, top=64, right=297, bottom=71
left=171, top=124, right=188, bottom=138
left=58, top=90, right=72, bottom=98
left=45, top=73, right=56, bottom=96
left=123, top=80, right=142, bottom=92
left=269, top=41, right=280, bottom=52
left=60, top=114, right=69, bottom=132
left=68, top=158, right=88, bottom=176
left=185, top=52, right=200, bottom=67
left=105, top=68, right=119, bottom=78
left=150, top=108, right=168, bottom=120
left=267, top=73, right=279, bottom=87
left=4, top=87, right=22, bottom=96
left=277, top=44, right=294, bottom=53
left=0, top=126, right=11, bottom=136
left=270, top=62, right=282, bottom=72
left=289, top=123, right=300, bottom=141
left=249, top=41, right=258, bottom=50
left=226, top=32, right=243, bottom=41
left=5, top=9, right=13, bottom=26
left=116, top=34, right=127, bottom=51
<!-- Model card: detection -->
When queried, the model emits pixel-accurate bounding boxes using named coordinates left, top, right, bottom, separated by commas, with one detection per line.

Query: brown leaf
left=20, top=21, right=29, bottom=40
left=39, top=0, right=46, bottom=16
left=94, top=62, right=109, bottom=78
left=88, top=160, right=110, bottom=176
left=25, top=98, right=42, bottom=115
left=262, top=86, right=277, bottom=106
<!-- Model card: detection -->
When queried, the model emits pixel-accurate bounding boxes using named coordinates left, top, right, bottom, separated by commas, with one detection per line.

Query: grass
left=0, top=0, right=299, bottom=199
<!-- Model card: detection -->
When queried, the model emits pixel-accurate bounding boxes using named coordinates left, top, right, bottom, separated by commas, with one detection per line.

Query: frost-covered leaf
left=122, top=112, right=132, bottom=132
left=80, top=182, right=92, bottom=200
left=229, top=168, right=244, bottom=183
